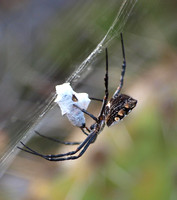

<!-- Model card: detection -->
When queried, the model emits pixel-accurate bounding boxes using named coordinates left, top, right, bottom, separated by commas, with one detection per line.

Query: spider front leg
left=18, top=131, right=97, bottom=161
left=73, top=104, right=98, bottom=122
left=81, top=126, right=92, bottom=136
left=35, top=131, right=81, bottom=145
left=72, top=104, right=98, bottom=136
left=49, top=134, right=97, bottom=161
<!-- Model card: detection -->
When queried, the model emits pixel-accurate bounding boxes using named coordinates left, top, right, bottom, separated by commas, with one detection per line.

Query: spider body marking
left=18, top=33, right=137, bottom=161
left=105, top=94, right=137, bottom=127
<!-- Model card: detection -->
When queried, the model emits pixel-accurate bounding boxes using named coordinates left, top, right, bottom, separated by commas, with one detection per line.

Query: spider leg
left=85, top=126, right=91, bottom=133
left=99, top=48, right=109, bottom=118
left=73, top=104, right=98, bottom=122
left=35, top=131, right=81, bottom=145
left=18, top=131, right=97, bottom=161
left=18, top=142, right=40, bottom=154
left=42, top=134, right=97, bottom=161
left=89, top=97, right=103, bottom=102
left=80, top=128, right=89, bottom=136
left=113, top=33, right=126, bottom=98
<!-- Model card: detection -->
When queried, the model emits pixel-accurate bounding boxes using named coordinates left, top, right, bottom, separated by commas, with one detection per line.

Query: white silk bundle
left=54, top=83, right=91, bottom=127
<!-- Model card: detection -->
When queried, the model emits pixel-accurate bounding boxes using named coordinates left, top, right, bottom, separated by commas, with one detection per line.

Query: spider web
left=0, top=0, right=137, bottom=178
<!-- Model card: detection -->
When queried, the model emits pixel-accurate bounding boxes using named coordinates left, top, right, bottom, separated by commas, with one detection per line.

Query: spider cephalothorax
left=18, top=33, right=137, bottom=161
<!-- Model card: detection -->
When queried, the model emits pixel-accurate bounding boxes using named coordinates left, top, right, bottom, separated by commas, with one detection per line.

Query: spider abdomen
left=105, top=94, right=137, bottom=127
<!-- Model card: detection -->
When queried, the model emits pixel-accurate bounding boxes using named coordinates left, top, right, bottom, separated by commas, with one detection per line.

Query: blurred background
left=0, top=0, right=177, bottom=200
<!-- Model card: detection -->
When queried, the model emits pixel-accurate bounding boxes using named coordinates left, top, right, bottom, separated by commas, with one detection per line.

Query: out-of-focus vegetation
left=0, top=0, right=177, bottom=200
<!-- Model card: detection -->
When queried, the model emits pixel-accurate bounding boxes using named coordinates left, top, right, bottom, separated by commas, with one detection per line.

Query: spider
left=18, top=33, right=137, bottom=161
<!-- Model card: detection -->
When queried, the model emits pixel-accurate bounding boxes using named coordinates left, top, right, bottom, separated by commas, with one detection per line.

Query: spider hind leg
left=113, top=33, right=126, bottom=98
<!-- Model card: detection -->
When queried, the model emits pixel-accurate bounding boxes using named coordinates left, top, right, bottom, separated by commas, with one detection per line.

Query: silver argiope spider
left=18, top=33, right=137, bottom=161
